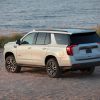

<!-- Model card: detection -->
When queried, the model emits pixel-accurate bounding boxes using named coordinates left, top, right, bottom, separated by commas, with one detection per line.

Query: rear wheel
left=46, top=58, right=61, bottom=78
left=5, top=55, right=21, bottom=73
left=80, top=66, right=95, bottom=74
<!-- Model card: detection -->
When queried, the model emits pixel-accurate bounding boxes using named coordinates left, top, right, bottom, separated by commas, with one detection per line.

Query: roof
left=54, top=28, right=95, bottom=33
left=32, top=28, right=96, bottom=35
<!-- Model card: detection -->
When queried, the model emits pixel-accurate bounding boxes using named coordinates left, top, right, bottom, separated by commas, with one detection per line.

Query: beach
left=0, top=49, right=100, bottom=100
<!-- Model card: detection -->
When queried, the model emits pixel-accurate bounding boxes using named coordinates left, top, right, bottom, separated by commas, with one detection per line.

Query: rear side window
left=36, top=33, right=46, bottom=45
left=45, top=34, right=51, bottom=44
left=54, top=34, right=69, bottom=45
left=35, top=33, right=51, bottom=45
left=70, top=32, right=100, bottom=45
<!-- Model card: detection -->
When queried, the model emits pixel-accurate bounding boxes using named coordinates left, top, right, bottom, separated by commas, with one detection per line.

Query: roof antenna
left=33, top=29, right=35, bottom=31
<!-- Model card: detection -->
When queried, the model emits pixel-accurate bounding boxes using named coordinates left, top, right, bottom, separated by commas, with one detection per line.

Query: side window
left=21, top=32, right=37, bottom=45
left=36, top=33, right=47, bottom=45
left=45, top=33, right=51, bottom=44
left=54, top=34, right=69, bottom=45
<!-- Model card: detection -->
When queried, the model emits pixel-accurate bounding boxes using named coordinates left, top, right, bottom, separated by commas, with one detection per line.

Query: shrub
left=0, top=33, right=23, bottom=48
left=96, top=26, right=100, bottom=35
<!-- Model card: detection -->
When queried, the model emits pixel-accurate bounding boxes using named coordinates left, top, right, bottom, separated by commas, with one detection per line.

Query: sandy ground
left=0, top=49, right=100, bottom=100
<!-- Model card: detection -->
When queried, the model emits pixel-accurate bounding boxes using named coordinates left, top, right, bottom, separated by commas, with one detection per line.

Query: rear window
left=70, top=32, right=100, bottom=45
left=54, top=34, right=69, bottom=45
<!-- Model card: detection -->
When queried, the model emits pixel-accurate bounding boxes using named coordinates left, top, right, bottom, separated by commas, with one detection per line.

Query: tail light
left=97, top=42, right=100, bottom=44
left=66, top=45, right=77, bottom=56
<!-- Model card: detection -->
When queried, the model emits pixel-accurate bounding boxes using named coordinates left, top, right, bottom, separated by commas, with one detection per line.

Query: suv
left=4, top=28, right=100, bottom=78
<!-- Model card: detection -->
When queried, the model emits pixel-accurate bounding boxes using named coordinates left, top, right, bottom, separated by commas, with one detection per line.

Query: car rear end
left=67, top=31, right=100, bottom=69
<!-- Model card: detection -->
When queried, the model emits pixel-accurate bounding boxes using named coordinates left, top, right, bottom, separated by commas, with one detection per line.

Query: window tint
left=70, top=32, right=100, bottom=45
left=33, top=33, right=38, bottom=44
left=36, top=33, right=46, bottom=45
left=22, top=32, right=36, bottom=45
left=54, top=34, right=69, bottom=45
left=45, top=33, right=51, bottom=44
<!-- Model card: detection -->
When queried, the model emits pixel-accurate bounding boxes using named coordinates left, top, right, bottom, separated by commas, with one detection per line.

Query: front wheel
left=5, top=55, right=21, bottom=73
left=46, top=58, right=61, bottom=78
left=80, top=66, right=95, bottom=75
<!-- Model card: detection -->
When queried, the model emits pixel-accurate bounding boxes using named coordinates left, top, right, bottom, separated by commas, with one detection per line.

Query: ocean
left=0, top=0, right=100, bottom=33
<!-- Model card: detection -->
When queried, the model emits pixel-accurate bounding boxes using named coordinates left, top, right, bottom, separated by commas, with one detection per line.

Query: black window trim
left=44, top=33, right=51, bottom=45
left=20, top=32, right=51, bottom=45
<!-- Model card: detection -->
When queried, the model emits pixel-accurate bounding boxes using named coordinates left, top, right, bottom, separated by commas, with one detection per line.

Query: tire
left=5, top=55, right=21, bottom=73
left=80, top=66, right=95, bottom=75
left=46, top=58, right=61, bottom=78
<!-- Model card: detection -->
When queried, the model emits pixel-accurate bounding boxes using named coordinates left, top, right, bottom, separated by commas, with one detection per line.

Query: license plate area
left=86, top=49, right=92, bottom=53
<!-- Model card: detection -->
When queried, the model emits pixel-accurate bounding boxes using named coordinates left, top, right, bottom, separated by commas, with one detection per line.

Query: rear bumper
left=71, top=61, right=100, bottom=70
left=61, top=60, right=100, bottom=70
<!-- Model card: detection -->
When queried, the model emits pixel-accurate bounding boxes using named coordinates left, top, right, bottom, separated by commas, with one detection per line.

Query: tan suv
left=4, top=28, right=100, bottom=78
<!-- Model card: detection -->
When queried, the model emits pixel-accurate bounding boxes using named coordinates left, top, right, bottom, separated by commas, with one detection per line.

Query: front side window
left=21, top=32, right=37, bottom=45
left=54, top=34, right=69, bottom=45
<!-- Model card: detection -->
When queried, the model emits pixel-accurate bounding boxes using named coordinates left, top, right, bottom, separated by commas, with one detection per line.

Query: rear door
left=31, top=32, right=51, bottom=65
left=70, top=32, right=100, bottom=60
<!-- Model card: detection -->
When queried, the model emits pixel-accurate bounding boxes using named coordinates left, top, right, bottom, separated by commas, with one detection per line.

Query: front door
left=16, top=32, right=37, bottom=64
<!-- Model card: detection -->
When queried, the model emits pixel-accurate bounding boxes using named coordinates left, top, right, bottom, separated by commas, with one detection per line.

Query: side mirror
left=16, top=39, right=21, bottom=45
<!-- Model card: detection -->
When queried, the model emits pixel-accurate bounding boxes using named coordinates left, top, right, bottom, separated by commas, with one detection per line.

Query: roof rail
left=35, top=28, right=68, bottom=32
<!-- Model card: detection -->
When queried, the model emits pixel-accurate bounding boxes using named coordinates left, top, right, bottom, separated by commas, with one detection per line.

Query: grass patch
left=0, top=33, right=23, bottom=48
left=96, top=26, right=100, bottom=35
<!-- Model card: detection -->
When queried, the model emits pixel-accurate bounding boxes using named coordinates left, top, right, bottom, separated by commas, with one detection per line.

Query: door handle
left=28, top=47, right=31, bottom=49
left=14, top=45, right=17, bottom=48
left=42, top=48, right=46, bottom=50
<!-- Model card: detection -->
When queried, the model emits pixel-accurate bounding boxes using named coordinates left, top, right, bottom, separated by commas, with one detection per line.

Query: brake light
left=97, top=42, right=100, bottom=44
left=66, top=45, right=77, bottom=56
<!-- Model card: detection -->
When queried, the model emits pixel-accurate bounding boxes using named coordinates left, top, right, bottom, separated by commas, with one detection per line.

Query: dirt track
left=0, top=49, right=100, bottom=100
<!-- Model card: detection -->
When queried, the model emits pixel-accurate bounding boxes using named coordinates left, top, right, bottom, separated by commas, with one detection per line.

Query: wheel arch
left=45, top=55, right=59, bottom=65
left=5, top=52, right=15, bottom=59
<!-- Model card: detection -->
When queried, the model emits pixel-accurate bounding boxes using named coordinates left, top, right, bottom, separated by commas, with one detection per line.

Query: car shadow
left=63, top=67, right=100, bottom=79
left=21, top=67, right=47, bottom=76
left=20, top=66, right=100, bottom=79
left=61, top=71, right=100, bottom=79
